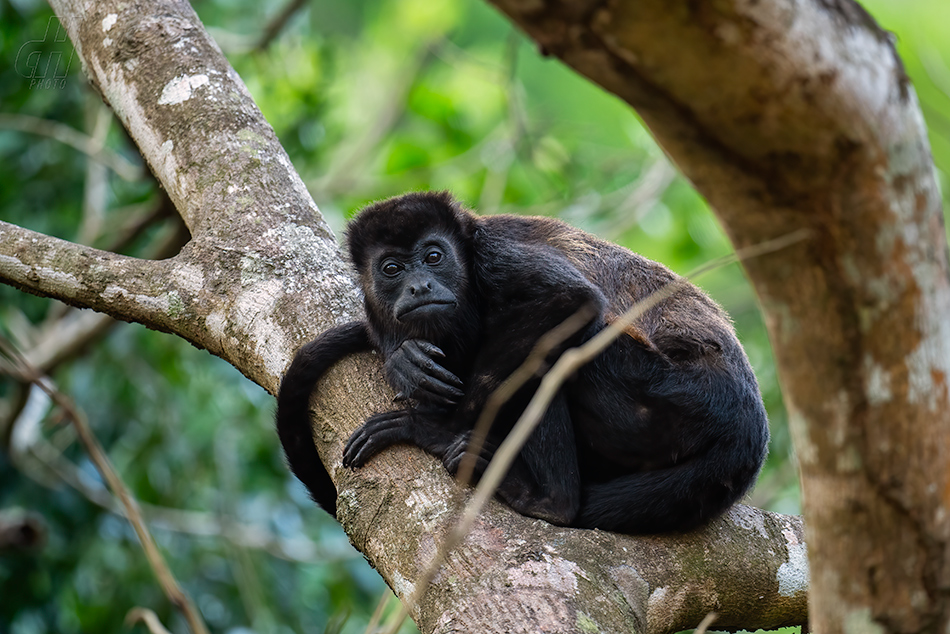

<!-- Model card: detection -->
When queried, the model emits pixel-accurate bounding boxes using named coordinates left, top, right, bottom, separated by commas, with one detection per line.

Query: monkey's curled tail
left=276, top=321, right=371, bottom=517
left=576, top=433, right=765, bottom=534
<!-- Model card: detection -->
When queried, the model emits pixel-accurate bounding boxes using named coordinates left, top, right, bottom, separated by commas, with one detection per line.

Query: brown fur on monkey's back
left=479, top=214, right=738, bottom=356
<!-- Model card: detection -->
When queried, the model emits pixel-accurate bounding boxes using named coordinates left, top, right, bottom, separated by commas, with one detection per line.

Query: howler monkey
left=277, top=191, right=769, bottom=534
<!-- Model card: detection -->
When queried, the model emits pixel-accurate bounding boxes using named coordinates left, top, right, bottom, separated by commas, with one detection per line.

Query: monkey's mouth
left=396, top=300, right=456, bottom=320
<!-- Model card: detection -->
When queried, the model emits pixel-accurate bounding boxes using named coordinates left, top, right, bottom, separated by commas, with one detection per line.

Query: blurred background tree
left=0, top=0, right=946, bottom=632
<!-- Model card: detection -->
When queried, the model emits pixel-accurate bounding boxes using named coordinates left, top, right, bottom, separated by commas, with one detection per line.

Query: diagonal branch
left=47, top=0, right=332, bottom=247
left=15, top=0, right=361, bottom=392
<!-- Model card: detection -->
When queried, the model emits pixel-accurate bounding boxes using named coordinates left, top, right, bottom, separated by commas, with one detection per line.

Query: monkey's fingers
left=410, top=340, right=447, bottom=359
left=414, top=391, right=459, bottom=408
left=444, top=452, right=490, bottom=482
left=443, top=436, right=493, bottom=481
left=404, top=343, right=464, bottom=389
left=417, top=377, right=464, bottom=405
left=420, top=361, right=464, bottom=390
left=342, top=412, right=412, bottom=468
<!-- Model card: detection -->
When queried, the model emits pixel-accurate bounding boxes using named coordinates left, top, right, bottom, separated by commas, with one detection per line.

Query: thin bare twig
left=455, top=305, right=597, bottom=486
left=126, top=608, right=174, bottom=634
left=694, top=611, right=719, bottom=634
left=919, top=45, right=950, bottom=103
left=254, top=0, right=309, bottom=52
left=5, top=381, right=344, bottom=564
left=77, top=102, right=113, bottom=246
left=310, top=42, right=438, bottom=198
left=102, top=189, right=184, bottom=254
left=602, top=158, right=678, bottom=238
left=0, top=339, right=210, bottom=634
left=0, top=113, right=141, bottom=181
left=362, top=590, right=391, bottom=634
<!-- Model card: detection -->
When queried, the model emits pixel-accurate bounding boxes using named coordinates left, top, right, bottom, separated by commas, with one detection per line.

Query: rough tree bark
left=484, top=0, right=950, bottom=632
left=6, top=0, right=934, bottom=631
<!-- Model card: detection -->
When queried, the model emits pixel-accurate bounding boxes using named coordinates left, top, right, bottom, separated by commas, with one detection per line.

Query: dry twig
left=126, top=607, right=174, bottom=634
left=0, top=339, right=210, bottom=634
left=0, top=113, right=141, bottom=181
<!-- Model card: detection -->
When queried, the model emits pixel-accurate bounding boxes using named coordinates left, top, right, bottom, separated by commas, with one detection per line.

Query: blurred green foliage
left=0, top=0, right=946, bottom=632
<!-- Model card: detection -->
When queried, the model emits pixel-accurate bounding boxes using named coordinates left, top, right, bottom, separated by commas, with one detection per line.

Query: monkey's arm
left=436, top=229, right=604, bottom=524
left=442, top=388, right=582, bottom=526
left=276, top=321, right=372, bottom=515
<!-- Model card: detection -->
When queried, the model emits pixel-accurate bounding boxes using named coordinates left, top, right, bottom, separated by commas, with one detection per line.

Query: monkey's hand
left=343, top=410, right=415, bottom=468
left=442, top=430, right=497, bottom=485
left=384, top=339, right=464, bottom=407
left=343, top=408, right=458, bottom=468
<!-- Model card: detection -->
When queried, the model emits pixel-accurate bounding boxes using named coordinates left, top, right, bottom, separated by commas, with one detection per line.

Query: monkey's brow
left=373, top=248, right=413, bottom=263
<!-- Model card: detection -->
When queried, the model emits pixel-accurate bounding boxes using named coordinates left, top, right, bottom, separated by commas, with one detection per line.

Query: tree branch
left=309, top=351, right=807, bottom=632
left=49, top=0, right=328, bottom=241
left=254, top=0, right=309, bottom=52
left=27, top=0, right=363, bottom=392
left=0, top=220, right=177, bottom=329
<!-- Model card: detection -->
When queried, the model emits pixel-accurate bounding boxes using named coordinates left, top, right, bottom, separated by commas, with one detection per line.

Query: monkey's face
left=367, top=232, right=467, bottom=336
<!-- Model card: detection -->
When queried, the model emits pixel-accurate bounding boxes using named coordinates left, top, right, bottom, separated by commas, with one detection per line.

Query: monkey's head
left=345, top=192, right=478, bottom=341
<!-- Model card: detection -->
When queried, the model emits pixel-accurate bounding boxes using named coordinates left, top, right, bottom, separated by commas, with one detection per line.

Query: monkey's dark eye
left=424, top=250, right=443, bottom=265
left=381, top=262, right=402, bottom=276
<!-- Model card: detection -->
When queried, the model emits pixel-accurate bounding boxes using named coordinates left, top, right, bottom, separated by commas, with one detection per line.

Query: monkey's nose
left=409, top=280, right=433, bottom=295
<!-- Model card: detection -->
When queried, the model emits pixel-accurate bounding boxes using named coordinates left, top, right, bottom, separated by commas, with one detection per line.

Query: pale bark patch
left=231, top=279, right=290, bottom=378
left=731, top=503, right=771, bottom=539
left=777, top=527, right=809, bottom=597
left=172, top=262, right=206, bottom=295
left=158, top=73, right=210, bottom=105
left=647, top=585, right=689, bottom=633
left=0, top=256, right=81, bottom=293
left=740, top=0, right=902, bottom=143
left=906, top=333, right=950, bottom=412
left=507, top=555, right=583, bottom=595
left=862, top=354, right=893, bottom=406
left=204, top=310, right=229, bottom=348
left=102, top=283, right=171, bottom=314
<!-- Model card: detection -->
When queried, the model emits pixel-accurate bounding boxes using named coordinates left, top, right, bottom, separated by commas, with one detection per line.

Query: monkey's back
left=477, top=214, right=737, bottom=354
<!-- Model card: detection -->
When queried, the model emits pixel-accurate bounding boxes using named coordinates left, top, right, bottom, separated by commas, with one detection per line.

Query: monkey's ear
left=344, top=196, right=399, bottom=272
left=428, top=191, right=478, bottom=241
left=431, top=190, right=457, bottom=206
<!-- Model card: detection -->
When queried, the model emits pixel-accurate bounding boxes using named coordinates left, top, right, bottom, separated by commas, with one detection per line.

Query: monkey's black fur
left=277, top=191, right=769, bottom=534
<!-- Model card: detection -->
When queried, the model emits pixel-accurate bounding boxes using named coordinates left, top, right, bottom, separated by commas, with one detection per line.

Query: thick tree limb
left=485, top=0, right=950, bottom=631
left=0, top=0, right=814, bottom=631
left=305, top=354, right=807, bottom=633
